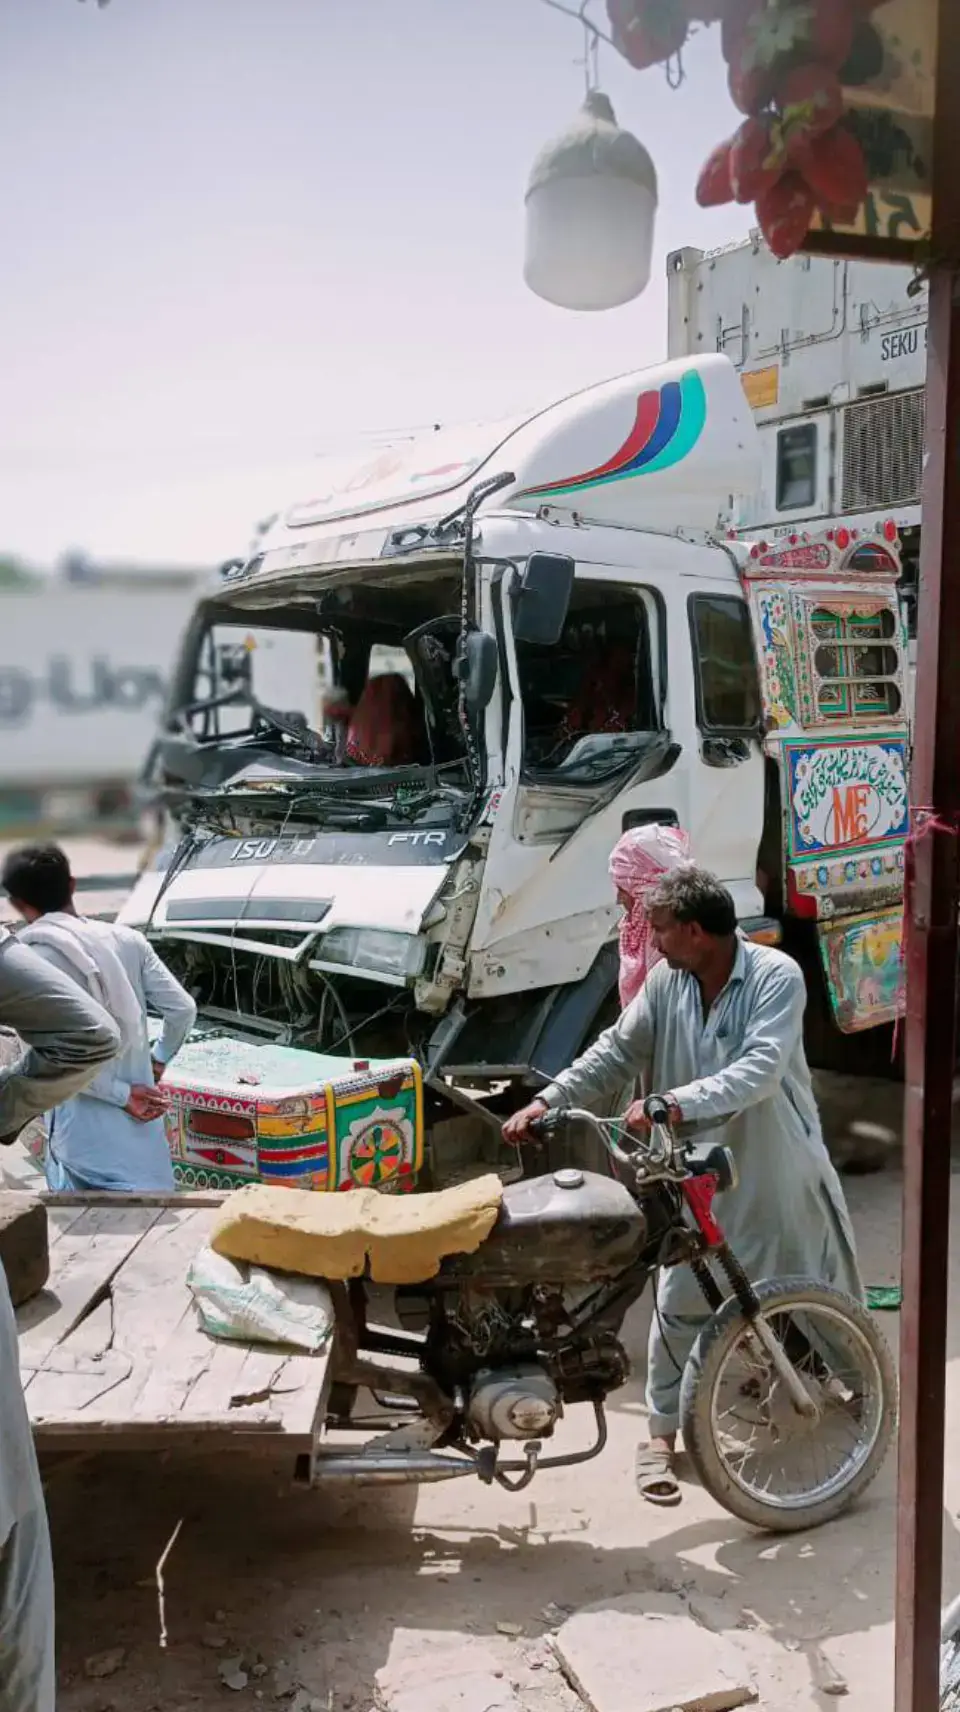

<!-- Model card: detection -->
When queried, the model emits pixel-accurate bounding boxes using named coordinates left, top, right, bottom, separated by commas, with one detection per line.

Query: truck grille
left=841, top=389, right=925, bottom=512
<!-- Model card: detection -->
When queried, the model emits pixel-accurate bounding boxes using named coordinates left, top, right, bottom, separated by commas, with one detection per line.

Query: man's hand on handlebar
left=624, top=1094, right=682, bottom=1135
left=502, top=1098, right=549, bottom=1144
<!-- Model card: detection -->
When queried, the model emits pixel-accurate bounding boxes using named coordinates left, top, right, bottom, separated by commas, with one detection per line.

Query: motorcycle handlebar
left=643, top=1095, right=672, bottom=1127
left=526, top=1099, right=678, bottom=1171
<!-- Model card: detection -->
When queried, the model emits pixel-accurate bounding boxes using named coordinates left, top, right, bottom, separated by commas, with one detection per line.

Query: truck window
left=776, top=423, right=817, bottom=510
left=690, top=594, right=760, bottom=734
left=809, top=604, right=902, bottom=720
left=193, top=623, right=320, bottom=737
left=516, top=585, right=658, bottom=780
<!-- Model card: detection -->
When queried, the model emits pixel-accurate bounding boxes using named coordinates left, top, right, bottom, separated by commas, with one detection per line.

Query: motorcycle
left=296, top=1097, right=897, bottom=1533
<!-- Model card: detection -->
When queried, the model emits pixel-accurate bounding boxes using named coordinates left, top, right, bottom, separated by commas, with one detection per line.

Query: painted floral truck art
left=741, top=526, right=909, bottom=1035
left=160, top=1034, right=424, bottom=1194
left=818, top=908, right=904, bottom=1034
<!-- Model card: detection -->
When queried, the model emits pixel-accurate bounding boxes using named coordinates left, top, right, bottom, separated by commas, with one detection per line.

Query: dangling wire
left=540, top=0, right=690, bottom=89
left=665, top=47, right=686, bottom=91
left=539, top=0, right=615, bottom=50
left=582, top=12, right=601, bottom=95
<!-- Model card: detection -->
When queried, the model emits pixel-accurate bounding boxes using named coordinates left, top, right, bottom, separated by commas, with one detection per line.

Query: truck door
left=681, top=580, right=766, bottom=915
left=469, top=560, right=764, bottom=1002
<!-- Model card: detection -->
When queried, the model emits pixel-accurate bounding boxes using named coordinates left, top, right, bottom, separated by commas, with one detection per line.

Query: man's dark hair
left=1, top=843, right=73, bottom=915
left=646, top=865, right=738, bottom=938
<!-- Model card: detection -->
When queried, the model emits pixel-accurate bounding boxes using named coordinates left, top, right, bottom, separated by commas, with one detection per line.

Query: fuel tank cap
left=553, top=1167, right=584, bottom=1190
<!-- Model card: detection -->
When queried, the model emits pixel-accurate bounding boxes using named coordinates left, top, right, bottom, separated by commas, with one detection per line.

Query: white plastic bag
left=187, top=1245, right=334, bottom=1352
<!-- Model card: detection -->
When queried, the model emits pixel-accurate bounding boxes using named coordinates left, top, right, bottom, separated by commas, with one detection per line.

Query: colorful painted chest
left=160, top=1036, right=423, bottom=1194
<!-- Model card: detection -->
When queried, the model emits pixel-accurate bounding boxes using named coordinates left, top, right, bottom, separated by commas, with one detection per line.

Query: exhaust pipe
left=295, top=1450, right=477, bottom=1487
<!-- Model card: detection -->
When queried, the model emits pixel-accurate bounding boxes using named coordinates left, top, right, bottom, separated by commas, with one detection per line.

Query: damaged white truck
left=122, top=353, right=910, bottom=1195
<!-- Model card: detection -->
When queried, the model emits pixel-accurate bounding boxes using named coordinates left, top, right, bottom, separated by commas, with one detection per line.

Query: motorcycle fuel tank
left=450, top=1168, right=646, bottom=1287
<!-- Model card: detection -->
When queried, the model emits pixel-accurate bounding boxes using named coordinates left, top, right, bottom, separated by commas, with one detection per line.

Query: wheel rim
left=707, top=1300, right=887, bottom=1514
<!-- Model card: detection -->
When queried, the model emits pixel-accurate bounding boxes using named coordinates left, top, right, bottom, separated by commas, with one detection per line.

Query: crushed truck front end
left=124, top=352, right=781, bottom=1192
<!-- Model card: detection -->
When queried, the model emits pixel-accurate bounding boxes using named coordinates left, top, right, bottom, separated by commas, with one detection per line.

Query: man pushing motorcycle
left=504, top=864, right=863, bottom=1507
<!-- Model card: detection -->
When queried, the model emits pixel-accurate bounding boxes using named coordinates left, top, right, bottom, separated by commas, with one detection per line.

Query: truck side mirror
left=512, top=553, right=575, bottom=647
left=454, top=631, right=498, bottom=715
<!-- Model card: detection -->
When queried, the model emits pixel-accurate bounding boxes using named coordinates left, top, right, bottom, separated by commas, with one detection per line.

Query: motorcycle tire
left=679, top=1276, right=897, bottom=1533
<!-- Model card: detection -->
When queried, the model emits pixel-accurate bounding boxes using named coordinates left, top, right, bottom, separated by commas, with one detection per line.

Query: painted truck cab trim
left=738, top=528, right=908, bottom=1031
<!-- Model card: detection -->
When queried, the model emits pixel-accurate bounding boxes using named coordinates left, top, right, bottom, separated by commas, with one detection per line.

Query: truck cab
left=122, top=353, right=906, bottom=1195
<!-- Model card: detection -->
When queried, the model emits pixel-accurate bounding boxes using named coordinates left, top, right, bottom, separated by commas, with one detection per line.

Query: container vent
left=841, top=389, right=925, bottom=512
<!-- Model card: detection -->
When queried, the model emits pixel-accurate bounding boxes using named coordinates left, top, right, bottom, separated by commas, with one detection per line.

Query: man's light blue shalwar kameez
left=542, top=937, right=863, bottom=1438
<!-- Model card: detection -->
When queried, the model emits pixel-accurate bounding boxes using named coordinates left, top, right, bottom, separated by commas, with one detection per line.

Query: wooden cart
left=15, top=1193, right=332, bottom=1454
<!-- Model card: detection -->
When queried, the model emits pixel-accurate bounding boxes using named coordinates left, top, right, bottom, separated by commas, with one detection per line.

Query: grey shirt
left=543, top=936, right=862, bottom=1317
left=0, top=928, right=121, bottom=1145
left=0, top=927, right=120, bottom=1559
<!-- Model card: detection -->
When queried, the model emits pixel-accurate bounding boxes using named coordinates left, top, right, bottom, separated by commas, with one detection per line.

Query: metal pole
left=895, top=8, right=960, bottom=1701
left=895, top=262, right=960, bottom=1710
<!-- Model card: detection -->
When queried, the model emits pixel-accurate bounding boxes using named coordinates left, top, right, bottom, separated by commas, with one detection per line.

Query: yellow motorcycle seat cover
left=208, top=1176, right=504, bottom=1286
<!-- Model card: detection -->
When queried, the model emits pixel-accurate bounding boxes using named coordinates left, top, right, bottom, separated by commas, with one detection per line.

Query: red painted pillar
left=895, top=263, right=960, bottom=1711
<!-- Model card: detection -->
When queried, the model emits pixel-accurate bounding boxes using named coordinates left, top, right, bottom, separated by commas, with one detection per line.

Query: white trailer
left=666, top=237, right=925, bottom=641
left=0, top=583, right=319, bottom=835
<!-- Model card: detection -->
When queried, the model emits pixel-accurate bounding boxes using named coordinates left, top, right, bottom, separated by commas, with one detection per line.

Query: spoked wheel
left=679, top=1277, right=897, bottom=1533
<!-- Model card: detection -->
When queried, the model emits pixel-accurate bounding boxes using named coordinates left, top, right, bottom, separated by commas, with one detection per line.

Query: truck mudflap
left=816, top=907, right=904, bottom=1034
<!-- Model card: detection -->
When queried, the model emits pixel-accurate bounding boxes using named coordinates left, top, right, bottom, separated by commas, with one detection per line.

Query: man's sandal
left=635, top=1445, right=682, bottom=1507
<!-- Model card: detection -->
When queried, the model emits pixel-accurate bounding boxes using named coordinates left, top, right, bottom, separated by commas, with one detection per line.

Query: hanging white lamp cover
left=524, top=90, right=658, bottom=312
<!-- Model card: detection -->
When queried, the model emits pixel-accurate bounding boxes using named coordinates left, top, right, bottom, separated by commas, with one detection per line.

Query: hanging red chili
left=801, top=121, right=870, bottom=221
left=756, top=171, right=817, bottom=259
left=730, top=116, right=787, bottom=204
left=724, top=0, right=857, bottom=117
left=606, top=0, right=689, bottom=70
left=778, top=62, right=846, bottom=153
left=695, top=136, right=736, bottom=207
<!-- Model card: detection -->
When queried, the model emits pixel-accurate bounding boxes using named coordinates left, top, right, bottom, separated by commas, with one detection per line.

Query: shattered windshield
left=163, top=567, right=478, bottom=800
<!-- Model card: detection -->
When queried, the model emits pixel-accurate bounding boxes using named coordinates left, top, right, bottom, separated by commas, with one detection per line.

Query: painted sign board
left=786, top=737, right=909, bottom=860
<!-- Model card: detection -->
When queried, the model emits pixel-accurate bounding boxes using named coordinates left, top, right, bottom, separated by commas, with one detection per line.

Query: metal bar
left=895, top=262, right=960, bottom=1711
left=895, top=7, right=960, bottom=1702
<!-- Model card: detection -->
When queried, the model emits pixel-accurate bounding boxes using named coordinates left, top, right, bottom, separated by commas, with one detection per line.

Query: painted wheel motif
left=348, top=1121, right=404, bottom=1187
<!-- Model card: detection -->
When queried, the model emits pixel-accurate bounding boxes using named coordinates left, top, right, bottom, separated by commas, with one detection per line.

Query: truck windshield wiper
left=178, top=687, right=329, bottom=759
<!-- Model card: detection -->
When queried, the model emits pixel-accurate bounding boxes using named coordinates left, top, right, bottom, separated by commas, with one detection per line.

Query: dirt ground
left=32, top=1162, right=955, bottom=1712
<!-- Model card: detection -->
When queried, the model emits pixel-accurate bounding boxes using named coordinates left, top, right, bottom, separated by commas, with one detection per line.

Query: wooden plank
left=129, top=1319, right=267, bottom=1430
left=45, top=1206, right=92, bottom=1251
left=20, top=1197, right=329, bottom=1442
left=40, top=1191, right=225, bottom=1209
left=18, top=1206, right=162, bottom=1380
left=180, top=1338, right=325, bottom=1433
left=26, top=1297, right=135, bottom=1418
left=26, top=1206, right=213, bottom=1426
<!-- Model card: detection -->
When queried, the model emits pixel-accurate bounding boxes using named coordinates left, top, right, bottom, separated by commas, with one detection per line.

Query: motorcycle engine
left=466, top=1366, right=559, bottom=1442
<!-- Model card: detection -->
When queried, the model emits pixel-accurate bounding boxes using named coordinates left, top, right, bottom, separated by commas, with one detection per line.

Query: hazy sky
left=1, top=0, right=750, bottom=565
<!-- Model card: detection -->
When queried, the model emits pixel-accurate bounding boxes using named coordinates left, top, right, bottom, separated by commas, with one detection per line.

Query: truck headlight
left=314, top=928, right=427, bottom=983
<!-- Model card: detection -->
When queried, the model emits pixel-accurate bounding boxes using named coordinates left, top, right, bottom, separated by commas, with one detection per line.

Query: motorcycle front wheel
left=679, top=1277, right=897, bottom=1533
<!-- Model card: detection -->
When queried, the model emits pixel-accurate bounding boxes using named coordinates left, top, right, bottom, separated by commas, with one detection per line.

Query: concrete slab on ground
left=376, top=1640, right=522, bottom=1712
left=553, top=1593, right=757, bottom=1712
